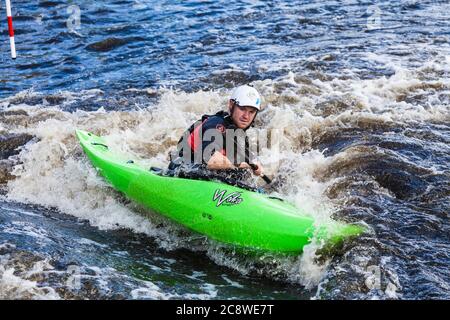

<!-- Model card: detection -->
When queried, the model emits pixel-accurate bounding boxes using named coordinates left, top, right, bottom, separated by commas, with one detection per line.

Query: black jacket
left=170, top=111, right=254, bottom=168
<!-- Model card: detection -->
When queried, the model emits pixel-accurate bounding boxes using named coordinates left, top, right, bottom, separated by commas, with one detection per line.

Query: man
left=168, top=85, right=264, bottom=187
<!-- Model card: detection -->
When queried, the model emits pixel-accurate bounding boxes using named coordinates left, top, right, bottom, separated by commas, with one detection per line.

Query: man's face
left=229, top=101, right=258, bottom=129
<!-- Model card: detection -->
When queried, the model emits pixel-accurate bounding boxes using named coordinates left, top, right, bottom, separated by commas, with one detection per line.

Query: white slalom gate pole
left=5, top=0, right=16, bottom=59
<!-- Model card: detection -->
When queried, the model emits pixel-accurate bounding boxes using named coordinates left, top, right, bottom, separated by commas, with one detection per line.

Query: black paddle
left=249, top=163, right=272, bottom=184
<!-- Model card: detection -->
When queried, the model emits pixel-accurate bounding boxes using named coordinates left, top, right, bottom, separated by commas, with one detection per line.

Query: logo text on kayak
left=213, top=189, right=243, bottom=207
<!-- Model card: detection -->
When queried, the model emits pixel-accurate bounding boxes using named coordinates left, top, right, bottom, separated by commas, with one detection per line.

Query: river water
left=0, top=0, right=449, bottom=299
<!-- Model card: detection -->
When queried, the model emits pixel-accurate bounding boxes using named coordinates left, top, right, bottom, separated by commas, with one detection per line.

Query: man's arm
left=207, top=152, right=265, bottom=176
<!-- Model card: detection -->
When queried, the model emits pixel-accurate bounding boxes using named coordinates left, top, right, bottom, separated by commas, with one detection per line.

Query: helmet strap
left=229, top=100, right=237, bottom=116
left=249, top=110, right=259, bottom=128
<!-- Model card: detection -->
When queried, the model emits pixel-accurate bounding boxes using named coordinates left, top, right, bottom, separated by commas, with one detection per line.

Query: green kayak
left=76, top=129, right=363, bottom=255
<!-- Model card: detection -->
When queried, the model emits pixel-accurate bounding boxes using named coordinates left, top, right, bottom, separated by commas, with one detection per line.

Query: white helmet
left=230, top=85, right=262, bottom=111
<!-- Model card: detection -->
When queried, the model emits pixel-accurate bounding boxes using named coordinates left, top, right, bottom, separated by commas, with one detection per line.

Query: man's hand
left=238, top=162, right=251, bottom=169
left=208, top=153, right=265, bottom=177
left=207, top=151, right=234, bottom=170
left=238, top=162, right=264, bottom=176
left=251, top=161, right=264, bottom=176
